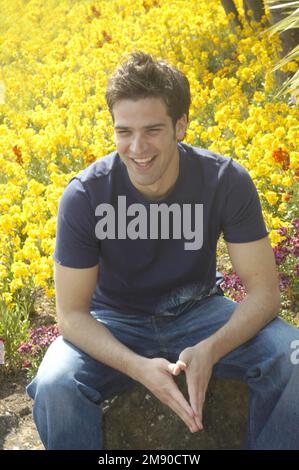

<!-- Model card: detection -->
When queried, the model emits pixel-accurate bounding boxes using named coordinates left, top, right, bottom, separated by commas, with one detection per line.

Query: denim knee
left=27, top=366, right=78, bottom=405
left=247, top=318, right=299, bottom=385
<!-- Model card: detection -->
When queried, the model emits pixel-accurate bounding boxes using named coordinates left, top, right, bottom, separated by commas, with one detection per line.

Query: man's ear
left=176, top=114, right=188, bottom=141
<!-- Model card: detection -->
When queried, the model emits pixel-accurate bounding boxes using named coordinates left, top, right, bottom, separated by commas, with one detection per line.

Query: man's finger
left=186, top=376, right=204, bottom=430
left=167, top=361, right=186, bottom=376
left=176, top=360, right=188, bottom=370
left=167, top=380, right=200, bottom=432
left=165, top=361, right=200, bottom=432
left=167, top=362, right=180, bottom=375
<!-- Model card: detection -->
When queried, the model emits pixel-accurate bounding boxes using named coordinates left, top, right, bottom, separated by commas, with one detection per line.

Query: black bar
left=0, top=450, right=297, bottom=466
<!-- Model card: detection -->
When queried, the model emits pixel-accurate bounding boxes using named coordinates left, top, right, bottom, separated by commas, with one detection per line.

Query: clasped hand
left=140, top=341, right=214, bottom=433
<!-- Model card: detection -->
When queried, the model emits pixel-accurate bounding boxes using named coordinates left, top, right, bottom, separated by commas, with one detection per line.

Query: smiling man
left=113, top=97, right=185, bottom=199
left=27, top=51, right=299, bottom=450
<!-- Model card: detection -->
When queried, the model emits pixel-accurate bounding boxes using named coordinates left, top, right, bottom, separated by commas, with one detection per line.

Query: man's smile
left=130, top=154, right=158, bottom=170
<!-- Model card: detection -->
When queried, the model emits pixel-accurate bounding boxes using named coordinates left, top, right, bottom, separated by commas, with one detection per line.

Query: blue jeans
left=26, top=294, right=299, bottom=450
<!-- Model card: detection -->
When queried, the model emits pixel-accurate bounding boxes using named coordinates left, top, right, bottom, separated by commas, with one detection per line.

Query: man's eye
left=148, top=129, right=160, bottom=133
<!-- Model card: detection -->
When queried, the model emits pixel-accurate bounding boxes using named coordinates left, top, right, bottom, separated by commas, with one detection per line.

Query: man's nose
left=129, top=135, right=148, bottom=155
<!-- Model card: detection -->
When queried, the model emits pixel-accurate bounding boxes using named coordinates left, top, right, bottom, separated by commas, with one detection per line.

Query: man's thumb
left=167, top=362, right=181, bottom=376
left=167, top=360, right=187, bottom=376
left=176, top=360, right=188, bottom=370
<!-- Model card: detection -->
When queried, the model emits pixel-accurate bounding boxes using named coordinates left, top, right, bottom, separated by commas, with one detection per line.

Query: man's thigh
left=213, top=314, right=299, bottom=382
left=159, top=294, right=237, bottom=362
left=27, top=335, right=135, bottom=401
left=29, top=308, right=163, bottom=401
left=160, top=294, right=299, bottom=382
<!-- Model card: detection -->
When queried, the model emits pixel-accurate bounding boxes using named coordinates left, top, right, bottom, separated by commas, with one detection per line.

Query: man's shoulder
left=75, top=150, right=120, bottom=184
left=181, top=143, right=231, bottom=167
left=61, top=151, right=122, bottom=205
left=181, top=143, right=248, bottom=177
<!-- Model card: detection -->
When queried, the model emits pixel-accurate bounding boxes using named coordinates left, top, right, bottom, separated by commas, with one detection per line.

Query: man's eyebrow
left=114, top=123, right=166, bottom=130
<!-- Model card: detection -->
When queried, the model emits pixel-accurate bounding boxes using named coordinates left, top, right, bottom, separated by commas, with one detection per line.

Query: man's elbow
left=56, top=308, right=69, bottom=336
left=267, top=286, right=281, bottom=317
left=248, top=284, right=281, bottom=317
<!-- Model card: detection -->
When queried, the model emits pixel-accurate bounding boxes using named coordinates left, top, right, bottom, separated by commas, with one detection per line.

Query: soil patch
left=0, top=369, right=43, bottom=450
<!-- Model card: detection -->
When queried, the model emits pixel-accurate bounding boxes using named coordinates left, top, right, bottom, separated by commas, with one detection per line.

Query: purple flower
left=279, top=273, right=290, bottom=291
left=292, top=219, right=299, bottom=232
left=277, top=227, right=288, bottom=236
left=220, top=272, right=246, bottom=302
left=18, top=325, right=59, bottom=356
left=18, top=343, right=32, bottom=354
left=273, top=245, right=290, bottom=265
left=292, top=239, right=299, bottom=258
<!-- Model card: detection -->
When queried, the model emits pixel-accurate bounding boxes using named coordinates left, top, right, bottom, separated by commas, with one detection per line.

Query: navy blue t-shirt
left=53, top=143, right=268, bottom=315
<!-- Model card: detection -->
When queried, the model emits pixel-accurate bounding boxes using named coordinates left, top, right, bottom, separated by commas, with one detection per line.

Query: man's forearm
left=58, top=310, right=147, bottom=382
left=203, top=289, right=281, bottom=364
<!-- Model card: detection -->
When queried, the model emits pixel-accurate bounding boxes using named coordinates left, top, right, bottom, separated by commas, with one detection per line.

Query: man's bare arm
left=55, top=262, right=147, bottom=381
left=176, top=236, right=281, bottom=429
left=205, top=235, right=281, bottom=363
left=55, top=262, right=199, bottom=432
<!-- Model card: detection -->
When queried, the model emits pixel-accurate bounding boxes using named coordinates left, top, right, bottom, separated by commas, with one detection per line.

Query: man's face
left=113, top=97, right=187, bottom=200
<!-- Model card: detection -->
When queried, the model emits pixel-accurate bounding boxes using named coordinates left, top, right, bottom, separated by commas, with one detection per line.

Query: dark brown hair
left=105, top=51, right=191, bottom=127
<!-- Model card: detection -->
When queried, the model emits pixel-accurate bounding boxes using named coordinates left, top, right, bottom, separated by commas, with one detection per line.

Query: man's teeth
left=133, top=156, right=155, bottom=165
left=134, top=157, right=153, bottom=162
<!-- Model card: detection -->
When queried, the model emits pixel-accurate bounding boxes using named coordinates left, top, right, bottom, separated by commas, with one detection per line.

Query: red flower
left=12, top=145, right=23, bottom=165
left=272, top=148, right=290, bottom=171
left=84, top=151, right=97, bottom=165
left=282, top=193, right=291, bottom=202
left=102, top=31, right=112, bottom=42
left=91, top=6, right=101, bottom=18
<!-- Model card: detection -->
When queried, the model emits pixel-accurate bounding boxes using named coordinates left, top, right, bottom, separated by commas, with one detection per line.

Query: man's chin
left=131, top=176, right=157, bottom=188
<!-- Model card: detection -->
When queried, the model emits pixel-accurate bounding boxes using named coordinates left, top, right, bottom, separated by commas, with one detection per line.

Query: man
left=27, top=51, right=299, bottom=450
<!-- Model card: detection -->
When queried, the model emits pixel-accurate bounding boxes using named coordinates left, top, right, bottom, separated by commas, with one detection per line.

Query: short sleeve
left=221, top=161, right=269, bottom=243
left=53, top=178, right=100, bottom=268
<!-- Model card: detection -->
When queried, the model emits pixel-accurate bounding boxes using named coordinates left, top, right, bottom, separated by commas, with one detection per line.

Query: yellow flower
left=22, top=243, right=40, bottom=261
left=265, top=191, right=278, bottom=205
left=61, top=156, right=71, bottom=165
left=2, top=292, right=13, bottom=305
left=0, top=264, right=7, bottom=280
left=228, top=34, right=237, bottom=44
left=45, top=287, right=56, bottom=298
left=237, top=54, right=247, bottom=64
left=41, top=238, right=55, bottom=255
left=10, top=278, right=25, bottom=293
left=269, top=230, right=283, bottom=247
left=236, top=67, right=255, bottom=82
left=275, top=127, right=286, bottom=139
left=27, top=180, right=45, bottom=197
left=72, top=149, right=81, bottom=158
left=271, top=217, right=284, bottom=229
left=278, top=203, right=287, bottom=213
left=253, top=91, right=265, bottom=103
left=0, top=215, right=14, bottom=235
left=11, top=261, right=29, bottom=278
left=270, top=174, right=281, bottom=186
left=33, top=274, right=48, bottom=289
left=281, top=176, right=293, bottom=187
left=207, top=126, right=221, bottom=140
